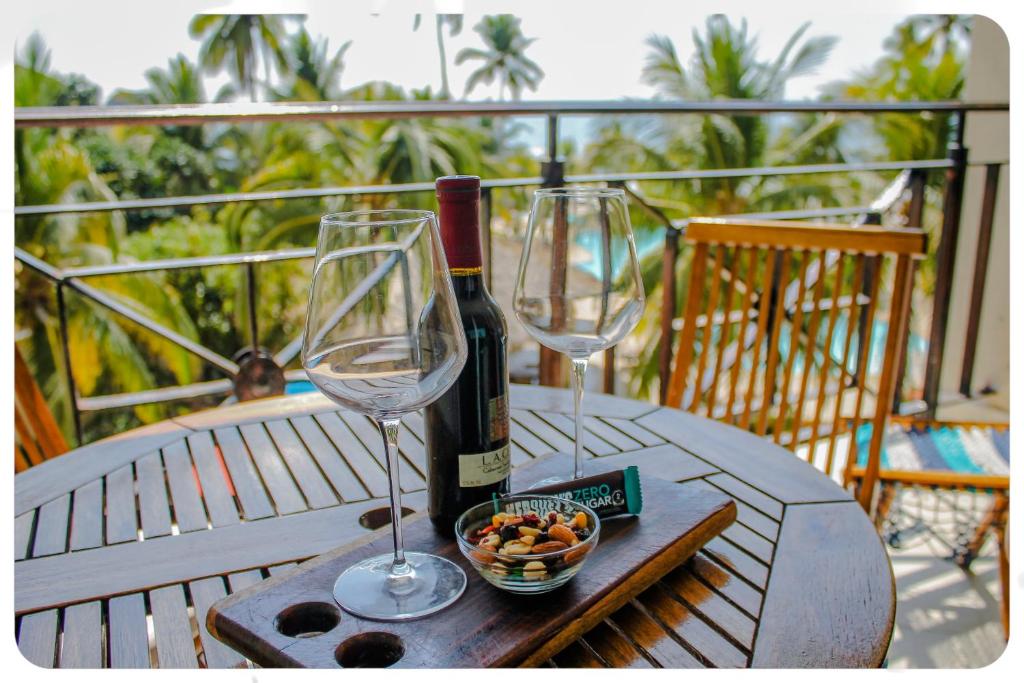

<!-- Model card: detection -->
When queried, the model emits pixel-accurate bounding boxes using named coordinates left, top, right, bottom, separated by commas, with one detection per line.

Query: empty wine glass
left=302, top=209, right=468, bottom=621
left=514, top=187, right=645, bottom=483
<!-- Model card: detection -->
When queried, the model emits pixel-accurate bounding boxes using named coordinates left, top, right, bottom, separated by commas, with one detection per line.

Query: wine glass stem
left=377, top=418, right=410, bottom=576
left=569, top=357, right=588, bottom=479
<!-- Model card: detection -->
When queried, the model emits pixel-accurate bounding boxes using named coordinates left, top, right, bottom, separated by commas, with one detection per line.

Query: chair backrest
left=15, top=345, right=69, bottom=471
left=665, top=218, right=926, bottom=509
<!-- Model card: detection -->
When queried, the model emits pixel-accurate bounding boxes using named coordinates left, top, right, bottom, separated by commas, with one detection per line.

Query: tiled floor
left=886, top=538, right=1007, bottom=668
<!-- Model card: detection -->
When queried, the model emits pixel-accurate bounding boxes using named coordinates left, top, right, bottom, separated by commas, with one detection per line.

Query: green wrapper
left=516, top=465, right=643, bottom=518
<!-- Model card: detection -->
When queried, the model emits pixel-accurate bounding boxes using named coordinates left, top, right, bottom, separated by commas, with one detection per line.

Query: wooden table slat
left=13, top=385, right=896, bottom=670
left=730, top=499, right=780, bottom=543
left=105, top=464, right=139, bottom=544
left=32, top=494, right=71, bottom=557
left=264, top=420, right=339, bottom=509
left=312, top=413, right=390, bottom=498
left=540, top=412, right=616, bottom=456
left=600, top=416, right=666, bottom=447
left=162, top=441, right=210, bottom=533
left=107, top=593, right=151, bottom=669
left=551, top=640, right=608, bottom=668
left=15, top=421, right=191, bottom=517
left=15, top=511, right=35, bottom=561
left=17, top=609, right=59, bottom=667
left=227, top=569, right=266, bottom=593
left=699, top=539, right=770, bottom=591
left=396, top=417, right=428, bottom=477
left=14, top=493, right=424, bottom=614
left=704, top=473, right=784, bottom=521
left=686, top=553, right=764, bottom=619
left=337, top=411, right=426, bottom=492
left=188, top=577, right=245, bottom=669
left=187, top=432, right=242, bottom=527
left=661, top=566, right=757, bottom=650
left=149, top=585, right=199, bottom=669
left=59, top=601, right=103, bottom=668
left=212, top=428, right=276, bottom=521
left=638, top=408, right=852, bottom=505
left=580, top=621, right=655, bottom=668
left=608, top=600, right=705, bottom=668
left=69, top=480, right=104, bottom=552
left=289, top=415, right=369, bottom=502
left=510, top=408, right=577, bottom=455
left=638, top=582, right=749, bottom=668
left=237, top=423, right=309, bottom=515
left=135, top=451, right=174, bottom=539
left=719, top=522, right=775, bottom=565
left=751, top=502, right=895, bottom=668
left=509, top=418, right=560, bottom=459
left=583, top=415, right=644, bottom=451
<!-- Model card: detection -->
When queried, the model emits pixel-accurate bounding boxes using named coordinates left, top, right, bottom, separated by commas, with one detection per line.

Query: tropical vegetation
left=13, top=14, right=972, bottom=443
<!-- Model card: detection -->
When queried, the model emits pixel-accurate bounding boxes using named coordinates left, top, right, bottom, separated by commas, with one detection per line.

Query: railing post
left=892, top=170, right=927, bottom=413
left=56, top=282, right=83, bottom=445
left=246, top=262, right=259, bottom=351
left=959, top=162, right=1001, bottom=396
left=855, top=213, right=882, bottom=386
left=538, top=113, right=567, bottom=387
left=659, top=226, right=681, bottom=404
left=922, top=112, right=968, bottom=416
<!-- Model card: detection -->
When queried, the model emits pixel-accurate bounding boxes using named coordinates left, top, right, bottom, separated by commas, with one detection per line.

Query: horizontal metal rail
left=15, top=99, right=1009, bottom=128
left=14, top=177, right=545, bottom=216
left=15, top=159, right=949, bottom=218
left=64, top=248, right=316, bottom=278
left=566, top=158, right=952, bottom=185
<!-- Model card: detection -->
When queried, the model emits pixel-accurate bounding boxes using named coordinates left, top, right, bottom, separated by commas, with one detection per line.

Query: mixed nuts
left=464, top=507, right=594, bottom=581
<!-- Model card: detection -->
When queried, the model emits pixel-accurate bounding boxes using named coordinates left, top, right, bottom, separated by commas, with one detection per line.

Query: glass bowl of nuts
left=454, top=495, right=601, bottom=594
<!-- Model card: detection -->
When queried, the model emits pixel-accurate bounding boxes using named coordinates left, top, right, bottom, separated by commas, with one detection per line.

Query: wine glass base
left=332, top=551, right=467, bottom=622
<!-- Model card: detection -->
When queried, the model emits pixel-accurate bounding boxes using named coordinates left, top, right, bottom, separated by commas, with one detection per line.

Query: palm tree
left=585, top=17, right=846, bottom=399
left=272, top=27, right=351, bottom=101
left=188, top=14, right=300, bottom=101
left=456, top=15, right=543, bottom=100
left=110, top=54, right=206, bottom=105
left=108, top=55, right=208, bottom=148
left=827, top=15, right=969, bottom=161
left=414, top=14, right=463, bottom=99
left=15, top=36, right=202, bottom=438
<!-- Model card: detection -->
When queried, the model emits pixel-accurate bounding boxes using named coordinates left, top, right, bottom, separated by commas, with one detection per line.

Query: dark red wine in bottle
left=425, top=175, right=511, bottom=537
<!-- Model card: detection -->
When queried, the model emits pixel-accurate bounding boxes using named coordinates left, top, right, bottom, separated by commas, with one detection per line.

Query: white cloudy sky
left=8, top=0, right=926, bottom=102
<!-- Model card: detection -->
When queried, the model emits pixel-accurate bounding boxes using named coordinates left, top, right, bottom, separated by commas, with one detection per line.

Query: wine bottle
left=425, top=175, right=511, bottom=537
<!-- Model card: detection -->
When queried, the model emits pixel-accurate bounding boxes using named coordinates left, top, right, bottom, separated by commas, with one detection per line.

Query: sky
left=10, top=1, right=918, bottom=103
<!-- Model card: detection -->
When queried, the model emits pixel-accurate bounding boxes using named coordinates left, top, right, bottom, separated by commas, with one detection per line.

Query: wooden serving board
left=207, top=452, right=736, bottom=668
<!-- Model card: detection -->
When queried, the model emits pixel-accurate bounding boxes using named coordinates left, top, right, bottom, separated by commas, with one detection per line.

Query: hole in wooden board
left=336, top=632, right=404, bottom=668
left=274, top=602, right=341, bottom=638
left=358, top=507, right=415, bottom=530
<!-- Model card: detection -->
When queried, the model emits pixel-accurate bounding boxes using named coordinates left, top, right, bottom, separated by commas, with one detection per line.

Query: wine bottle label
left=458, top=444, right=511, bottom=487
left=489, top=394, right=509, bottom=441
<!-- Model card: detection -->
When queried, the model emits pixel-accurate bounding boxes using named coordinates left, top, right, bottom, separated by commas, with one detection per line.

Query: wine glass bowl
left=514, top=188, right=645, bottom=481
left=302, top=209, right=469, bottom=621
left=303, top=210, right=465, bottom=419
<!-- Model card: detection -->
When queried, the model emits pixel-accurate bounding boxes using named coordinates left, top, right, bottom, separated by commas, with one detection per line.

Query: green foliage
left=456, top=15, right=544, bottom=99
left=14, top=15, right=971, bottom=440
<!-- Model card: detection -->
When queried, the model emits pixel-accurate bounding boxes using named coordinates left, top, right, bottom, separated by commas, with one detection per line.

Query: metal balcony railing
left=14, top=99, right=1009, bottom=444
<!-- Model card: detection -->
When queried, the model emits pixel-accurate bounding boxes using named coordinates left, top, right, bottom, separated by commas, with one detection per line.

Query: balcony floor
left=887, top=538, right=1006, bottom=668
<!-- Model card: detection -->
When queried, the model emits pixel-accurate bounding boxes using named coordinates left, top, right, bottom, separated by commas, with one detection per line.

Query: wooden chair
left=849, top=415, right=1009, bottom=639
left=15, top=345, right=69, bottom=471
left=664, top=218, right=926, bottom=511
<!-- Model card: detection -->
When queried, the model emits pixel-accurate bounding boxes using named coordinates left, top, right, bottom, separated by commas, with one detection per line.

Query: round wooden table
left=15, top=385, right=894, bottom=668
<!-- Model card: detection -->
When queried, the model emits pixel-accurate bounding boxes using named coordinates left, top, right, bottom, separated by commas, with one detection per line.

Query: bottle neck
left=438, top=196, right=483, bottom=273
left=451, top=270, right=487, bottom=299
